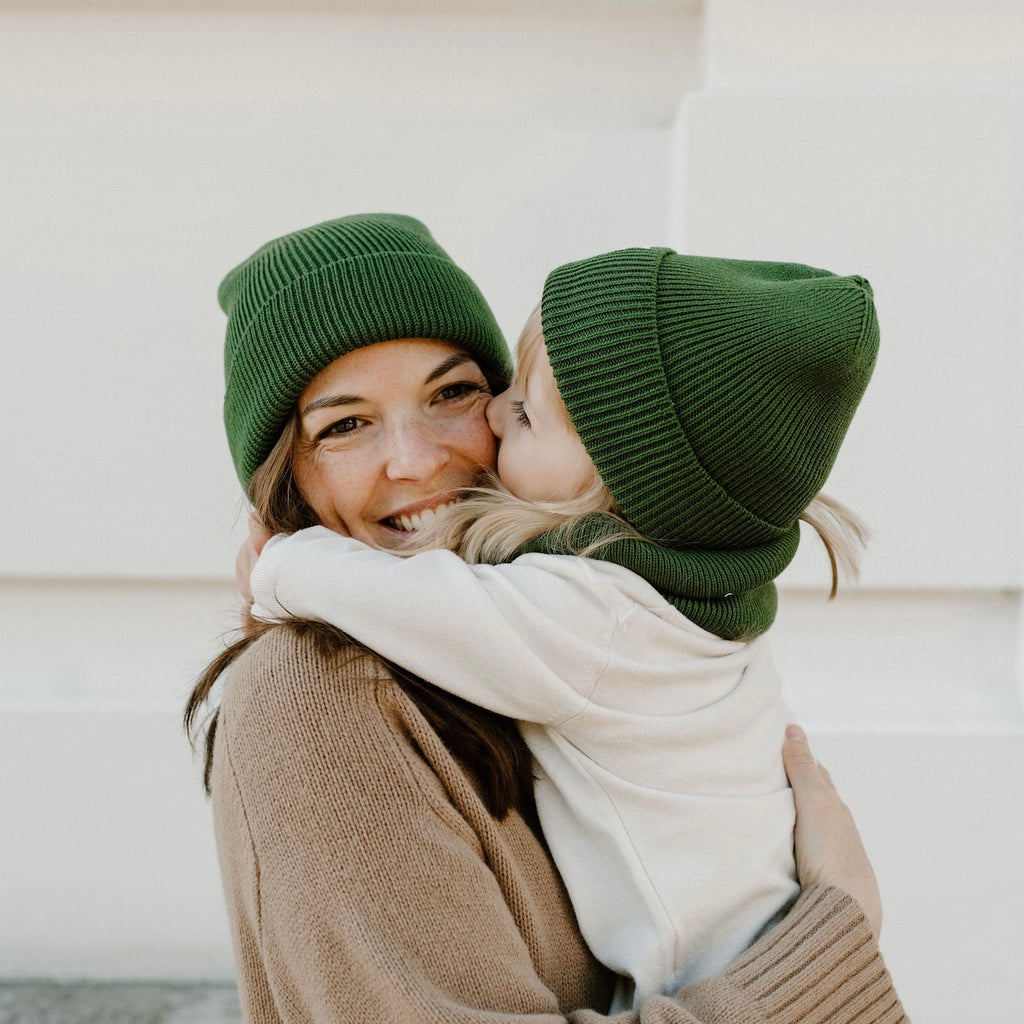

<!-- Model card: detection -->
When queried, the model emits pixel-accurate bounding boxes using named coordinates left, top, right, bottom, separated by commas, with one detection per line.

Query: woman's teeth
left=389, top=502, right=456, bottom=532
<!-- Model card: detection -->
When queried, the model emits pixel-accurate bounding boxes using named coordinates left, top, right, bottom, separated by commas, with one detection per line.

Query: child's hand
left=783, top=724, right=883, bottom=938
left=236, top=513, right=274, bottom=631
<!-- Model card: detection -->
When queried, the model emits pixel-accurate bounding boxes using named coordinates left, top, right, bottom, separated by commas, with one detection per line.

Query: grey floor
left=0, top=982, right=242, bottom=1024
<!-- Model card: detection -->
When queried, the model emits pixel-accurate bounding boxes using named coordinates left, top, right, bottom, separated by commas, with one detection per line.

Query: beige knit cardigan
left=210, top=624, right=908, bottom=1023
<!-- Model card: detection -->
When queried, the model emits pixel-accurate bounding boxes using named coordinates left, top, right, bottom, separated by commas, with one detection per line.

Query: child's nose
left=486, top=390, right=507, bottom=438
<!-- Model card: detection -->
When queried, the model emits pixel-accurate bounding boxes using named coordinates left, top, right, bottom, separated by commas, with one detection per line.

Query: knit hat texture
left=532, top=248, right=878, bottom=639
left=220, top=213, right=511, bottom=485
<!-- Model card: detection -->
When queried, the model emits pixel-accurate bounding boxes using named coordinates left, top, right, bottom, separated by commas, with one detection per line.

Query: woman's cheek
left=471, top=409, right=499, bottom=472
left=449, top=401, right=498, bottom=472
left=293, top=448, right=361, bottom=531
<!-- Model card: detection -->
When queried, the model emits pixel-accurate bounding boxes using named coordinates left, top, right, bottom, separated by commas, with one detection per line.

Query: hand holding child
left=783, top=725, right=883, bottom=938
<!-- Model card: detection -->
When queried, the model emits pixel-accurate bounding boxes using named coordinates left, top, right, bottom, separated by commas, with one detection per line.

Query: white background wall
left=1, top=2, right=1021, bottom=1021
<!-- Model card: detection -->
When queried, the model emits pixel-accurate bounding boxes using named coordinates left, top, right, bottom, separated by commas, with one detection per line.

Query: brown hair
left=183, top=413, right=535, bottom=820
left=246, top=412, right=318, bottom=534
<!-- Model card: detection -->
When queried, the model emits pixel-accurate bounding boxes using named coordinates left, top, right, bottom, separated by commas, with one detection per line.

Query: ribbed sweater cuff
left=725, top=885, right=907, bottom=1024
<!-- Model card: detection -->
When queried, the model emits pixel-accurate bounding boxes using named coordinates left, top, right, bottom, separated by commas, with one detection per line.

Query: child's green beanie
left=541, top=248, right=878, bottom=550
left=220, top=213, right=511, bottom=486
left=532, top=248, right=878, bottom=639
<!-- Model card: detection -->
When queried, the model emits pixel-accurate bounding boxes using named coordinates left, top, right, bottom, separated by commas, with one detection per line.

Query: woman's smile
left=380, top=495, right=462, bottom=534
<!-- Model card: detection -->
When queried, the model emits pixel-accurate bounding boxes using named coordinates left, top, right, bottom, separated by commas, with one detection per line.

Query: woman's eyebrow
left=300, top=353, right=475, bottom=418
left=300, top=393, right=361, bottom=419
left=424, top=353, right=474, bottom=384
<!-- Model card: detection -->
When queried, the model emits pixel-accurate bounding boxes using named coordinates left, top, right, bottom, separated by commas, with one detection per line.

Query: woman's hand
left=236, top=513, right=274, bottom=633
left=783, top=724, right=882, bottom=938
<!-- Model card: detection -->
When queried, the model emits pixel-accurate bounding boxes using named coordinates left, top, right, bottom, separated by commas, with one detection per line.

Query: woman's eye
left=436, top=381, right=488, bottom=403
left=510, top=399, right=531, bottom=427
left=317, top=417, right=360, bottom=440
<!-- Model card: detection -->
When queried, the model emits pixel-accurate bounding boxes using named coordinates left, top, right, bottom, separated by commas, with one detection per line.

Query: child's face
left=485, top=343, right=596, bottom=502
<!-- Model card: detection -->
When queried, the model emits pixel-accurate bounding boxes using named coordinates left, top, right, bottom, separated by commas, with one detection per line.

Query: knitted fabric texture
left=220, top=213, right=511, bottom=485
left=532, top=248, right=879, bottom=639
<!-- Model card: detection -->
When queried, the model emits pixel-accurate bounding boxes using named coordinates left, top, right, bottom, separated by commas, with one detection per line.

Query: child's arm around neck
left=250, top=525, right=636, bottom=724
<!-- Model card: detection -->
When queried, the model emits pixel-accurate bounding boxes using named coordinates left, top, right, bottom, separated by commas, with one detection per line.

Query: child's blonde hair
left=407, top=304, right=867, bottom=597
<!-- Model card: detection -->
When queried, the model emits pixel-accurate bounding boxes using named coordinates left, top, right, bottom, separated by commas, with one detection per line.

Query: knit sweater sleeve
left=572, top=885, right=907, bottom=1024
left=211, top=624, right=907, bottom=1024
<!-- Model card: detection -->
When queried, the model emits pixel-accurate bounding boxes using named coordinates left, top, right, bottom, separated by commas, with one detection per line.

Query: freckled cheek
left=295, top=455, right=376, bottom=532
left=448, top=407, right=498, bottom=472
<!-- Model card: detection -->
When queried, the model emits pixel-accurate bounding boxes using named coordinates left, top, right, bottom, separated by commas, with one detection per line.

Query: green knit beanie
left=541, top=248, right=878, bottom=550
left=220, top=213, right=511, bottom=485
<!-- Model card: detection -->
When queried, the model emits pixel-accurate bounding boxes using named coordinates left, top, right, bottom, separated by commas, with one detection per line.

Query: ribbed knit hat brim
left=220, top=214, right=511, bottom=485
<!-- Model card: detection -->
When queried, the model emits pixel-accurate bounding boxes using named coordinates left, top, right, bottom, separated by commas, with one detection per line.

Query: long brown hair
left=183, top=415, right=534, bottom=820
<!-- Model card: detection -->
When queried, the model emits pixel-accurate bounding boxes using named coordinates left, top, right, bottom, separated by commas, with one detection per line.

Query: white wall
left=1, top=2, right=1022, bottom=1021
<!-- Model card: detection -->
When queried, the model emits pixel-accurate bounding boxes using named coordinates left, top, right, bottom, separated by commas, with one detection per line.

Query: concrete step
left=0, top=981, right=241, bottom=1024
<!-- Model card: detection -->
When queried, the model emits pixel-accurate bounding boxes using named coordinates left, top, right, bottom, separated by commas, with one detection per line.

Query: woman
left=187, top=213, right=907, bottom=1023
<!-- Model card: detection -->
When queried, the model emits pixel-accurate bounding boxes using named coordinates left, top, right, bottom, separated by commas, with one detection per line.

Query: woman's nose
left=384, top=418, right=450, bottom=482
left=485, top=390, right=507, bottom=438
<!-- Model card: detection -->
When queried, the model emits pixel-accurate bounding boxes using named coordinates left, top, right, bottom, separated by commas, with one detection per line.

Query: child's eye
left=510, top=399, right=531, bottom=427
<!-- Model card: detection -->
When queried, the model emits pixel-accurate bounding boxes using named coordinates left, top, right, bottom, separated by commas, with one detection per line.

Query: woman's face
left=292, top=339, right=498, bottom=549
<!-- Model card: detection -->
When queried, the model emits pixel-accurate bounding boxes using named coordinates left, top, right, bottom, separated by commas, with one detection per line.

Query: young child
left=247, top=248, right=878, bottom=1009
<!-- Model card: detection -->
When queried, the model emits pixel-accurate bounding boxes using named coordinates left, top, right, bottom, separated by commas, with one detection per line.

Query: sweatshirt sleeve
left=249, top=525, right=624, bottom=724
left=213, top=625, right=908, bottom=1024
